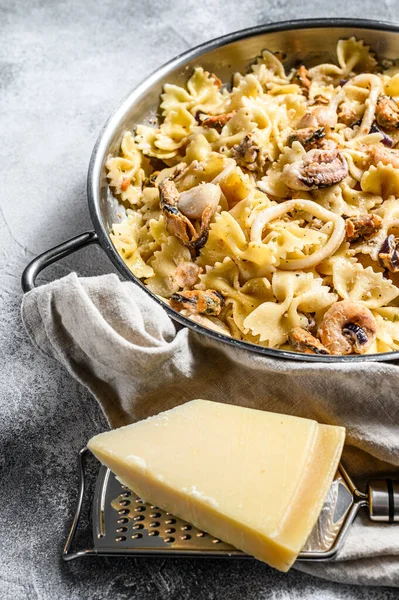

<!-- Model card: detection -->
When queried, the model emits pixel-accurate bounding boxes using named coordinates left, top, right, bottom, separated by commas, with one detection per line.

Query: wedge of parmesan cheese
left=88, top=400, right=345, bottom=571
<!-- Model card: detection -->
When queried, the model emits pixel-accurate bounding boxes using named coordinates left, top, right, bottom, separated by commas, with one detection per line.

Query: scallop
left=178, top=183, right=221, bottom=219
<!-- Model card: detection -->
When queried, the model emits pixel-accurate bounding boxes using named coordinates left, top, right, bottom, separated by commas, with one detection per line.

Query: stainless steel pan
left=21, top=18, right=399, bottom=362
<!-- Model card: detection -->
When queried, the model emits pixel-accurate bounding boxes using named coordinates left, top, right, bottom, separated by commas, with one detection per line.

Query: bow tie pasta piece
left=155, top=107, right=197, bottom=152
left=339, top=74, right=382, bottom=138
left=137, top=76, right=217, bottom=160
left=182, top=134, right=214, bottom=165
left=257, top=142, right=306, bottom=198
left=145, top=236, right=192, bottom=297
left=243, top=271, right=337, bottom=346
left=111, top=213, right=155, bottom=279
left=372, top=307, right=399, bottom=352
left=331, top=257, right=399, bottom=308
left=247, top=98, right=293, bottom=158
left=222, top=94, right=291, bottom=160
left=198, top=211, right=276, bottom=279
left=384, top=72, right=399, bottom=96
left=310, top=183, right=382, bottom=218
left=160, top=68, right=228, bottom=116
left=218, top=166, right=253, bottom=207
left=160, top=84, right=192, bottom=114
left=310, top=185, right=350, bottom=216
left=134, top=213, right=169, bottom=261
left=262, top=223, right=329, bottom=264
left=106, top=132, right=151, bottom=205
left=341, top=183, right=383, bottom=215
left=197, top=211, right=247, bottom=265
left=251, top=50, right=288, bottom=85
left=361, top=162, right=399, bottom=199
left=135, top=125, right=178, bottom=161
left=243, top=299, right=292, bottom=346
left=186, top=68, right=228, bottom=114
left=337, top=38, right=377, bottom=76
left=226, top=74, right=263, bottom=111
left=197, top=258, right=273, bottom=334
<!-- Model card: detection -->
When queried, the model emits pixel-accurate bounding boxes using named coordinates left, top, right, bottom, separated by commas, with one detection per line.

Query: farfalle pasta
left=106, top=38, right=399, bottom=356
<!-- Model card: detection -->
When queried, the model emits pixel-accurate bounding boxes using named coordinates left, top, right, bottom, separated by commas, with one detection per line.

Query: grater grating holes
left=108, top=483, right=234, bottom=551
left=90, top=464, right=354, bottom=557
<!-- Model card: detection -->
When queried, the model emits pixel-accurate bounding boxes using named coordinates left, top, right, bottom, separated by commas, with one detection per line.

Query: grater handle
left=367, top=479, right=399, bottom=523
left=63, top=447, right=96, bottom=560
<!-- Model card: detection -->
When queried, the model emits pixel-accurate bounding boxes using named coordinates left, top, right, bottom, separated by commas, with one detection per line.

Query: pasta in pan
left=106, top=38, right=399, bottom=356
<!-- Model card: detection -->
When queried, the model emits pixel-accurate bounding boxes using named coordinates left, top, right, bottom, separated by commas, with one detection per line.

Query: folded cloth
left=22, top=272, right=399, bottom=587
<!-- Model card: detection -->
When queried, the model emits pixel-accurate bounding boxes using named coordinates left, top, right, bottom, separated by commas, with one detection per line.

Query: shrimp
left=210, top=73, right=223, bottom=89
left=296, top=104, right=338, bottom=130
left=375, top=95, right=399, bottom=130
left=293, top=65, right=311, bottom=96
left=170, top=290, right=224, bottom=316
left=175, top=262, right=202, bottom=288
left=368, top=145, right=399, bottom=169
left=318, top=300, right=377, bottom=355
left=338, top=101, right=360, bottom=126
left=345, top=214, right=382, bottom=242
left=288, top=327, right=330, bottom=355
left=281, top=147, right=348, bottom=191
left=201, top=111, right=236, bottom=132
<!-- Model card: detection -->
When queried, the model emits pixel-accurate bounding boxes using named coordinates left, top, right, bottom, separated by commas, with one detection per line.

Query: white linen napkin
left=21, top=272, right=399, bottom=587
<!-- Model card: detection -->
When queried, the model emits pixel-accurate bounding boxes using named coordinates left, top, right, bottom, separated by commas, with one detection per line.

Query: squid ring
left=250, top=199, right=346, bottom=270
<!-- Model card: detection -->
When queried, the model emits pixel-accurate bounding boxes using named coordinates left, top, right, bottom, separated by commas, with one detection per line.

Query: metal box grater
left=63, top=448, right=399, bottom=562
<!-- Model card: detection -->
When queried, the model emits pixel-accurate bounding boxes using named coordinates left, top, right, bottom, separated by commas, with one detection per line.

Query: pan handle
left=21, top=231, right=99, bottom=293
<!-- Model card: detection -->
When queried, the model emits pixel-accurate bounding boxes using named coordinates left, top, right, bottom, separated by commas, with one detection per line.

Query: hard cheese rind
left=88, top=400, right=345, bottom=571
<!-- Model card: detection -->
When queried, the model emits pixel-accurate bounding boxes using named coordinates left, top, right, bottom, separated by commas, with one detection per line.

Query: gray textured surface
left=1, top=1, right=399, bottom=598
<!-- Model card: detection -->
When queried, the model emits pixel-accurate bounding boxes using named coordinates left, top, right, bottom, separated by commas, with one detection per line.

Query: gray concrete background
left=1, top=1, right=399, bottom=598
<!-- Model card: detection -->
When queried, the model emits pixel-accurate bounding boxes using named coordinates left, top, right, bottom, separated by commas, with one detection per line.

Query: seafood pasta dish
left=106, top=38, right=399, bottom=356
